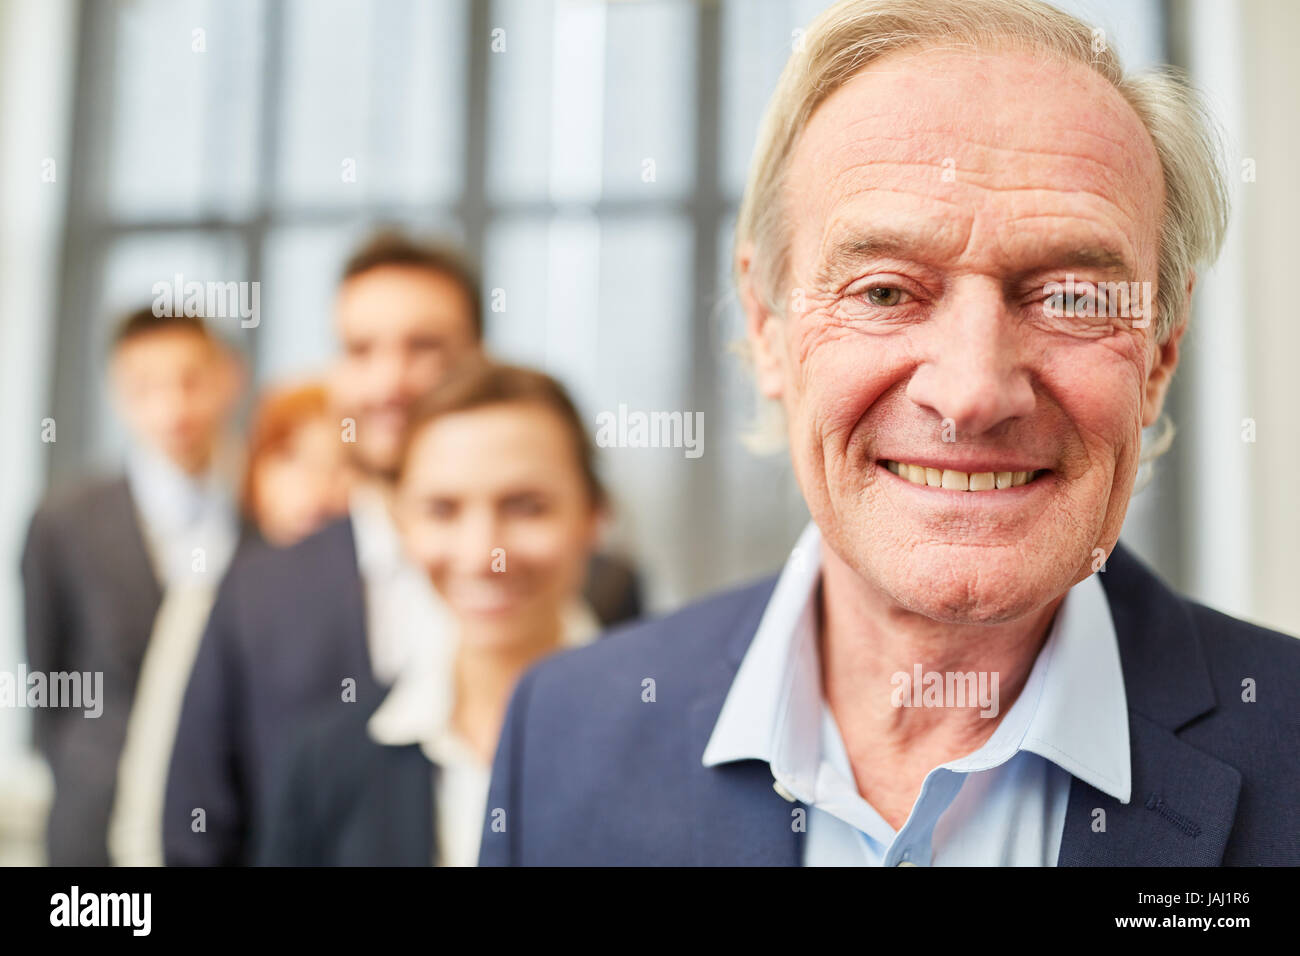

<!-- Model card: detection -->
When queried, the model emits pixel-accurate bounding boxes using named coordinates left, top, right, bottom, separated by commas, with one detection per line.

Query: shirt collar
left=349, top=484, right=405, bottom=575
left=367, top=599, right=603, bottom=767
left=701, top=521, right=823, bottom=771
left=126, top=441, right=232, bottom=531
left=702, top=521, right=1131, bottom=804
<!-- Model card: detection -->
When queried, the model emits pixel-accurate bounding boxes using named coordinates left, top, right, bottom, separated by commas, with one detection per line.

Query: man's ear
left=1142, top=273, right=1194, bottom=427
left=737, top=242, right=786, bottom=400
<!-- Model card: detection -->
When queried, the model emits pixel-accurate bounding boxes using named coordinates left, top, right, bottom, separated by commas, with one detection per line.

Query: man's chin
left=891, top=586, right=1044, bottom=626
left=348, top=441, right=401, bottom=482
left=869, top=547, right=1078, bottom=626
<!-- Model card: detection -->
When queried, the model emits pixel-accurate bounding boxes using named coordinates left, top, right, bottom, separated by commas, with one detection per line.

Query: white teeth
left=885, top=461, right=1041, bottom=492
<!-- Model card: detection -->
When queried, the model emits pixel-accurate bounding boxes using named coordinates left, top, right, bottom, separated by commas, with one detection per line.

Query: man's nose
left=388, top=350, right=445, bottom=402
left=904, top=288, right=1036, bottom=438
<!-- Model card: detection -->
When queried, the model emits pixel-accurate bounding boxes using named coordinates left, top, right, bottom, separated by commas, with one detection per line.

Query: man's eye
left=865, top=286, right=906, bottom=307
left=1043, top=292, right=1104, bottom=316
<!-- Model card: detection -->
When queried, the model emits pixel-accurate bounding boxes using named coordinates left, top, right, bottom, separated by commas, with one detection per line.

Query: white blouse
left=367, top=601, right=600, bottom=866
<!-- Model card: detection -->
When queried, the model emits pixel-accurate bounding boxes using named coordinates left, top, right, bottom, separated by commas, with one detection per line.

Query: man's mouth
left=880, top=460, right=1049, bottom=492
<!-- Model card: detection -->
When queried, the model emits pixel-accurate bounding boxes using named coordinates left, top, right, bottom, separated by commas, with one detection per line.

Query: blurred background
left=1, top=0, right=1297, bottom=863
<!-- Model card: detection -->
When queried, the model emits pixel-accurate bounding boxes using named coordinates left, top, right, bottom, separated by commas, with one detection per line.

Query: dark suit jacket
left=164, top=515, right=643, bottom=866
left=480, top=542, right=1300, bottom=866
left=21, top=477, right=163, bottom=866
left=256, top=702, right=434, bottom=866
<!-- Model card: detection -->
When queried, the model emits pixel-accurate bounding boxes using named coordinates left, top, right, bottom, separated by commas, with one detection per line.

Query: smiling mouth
left=881, top=460, right=1049, bottom=491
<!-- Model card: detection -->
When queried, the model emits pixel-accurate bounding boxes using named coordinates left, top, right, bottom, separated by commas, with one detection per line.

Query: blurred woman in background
left=110, top=379, right=349, bottom=865
left=258, top=361, right=607, bottom=866
left=241, top=382, right=351, bottom=547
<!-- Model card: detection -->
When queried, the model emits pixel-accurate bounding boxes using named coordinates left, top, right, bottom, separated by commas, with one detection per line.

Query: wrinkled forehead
left=784, top=45, right=1165, bottom=277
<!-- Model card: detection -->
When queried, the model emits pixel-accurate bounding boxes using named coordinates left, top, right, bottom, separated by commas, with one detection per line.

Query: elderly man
left=479, top=0, right=1299, bottom=866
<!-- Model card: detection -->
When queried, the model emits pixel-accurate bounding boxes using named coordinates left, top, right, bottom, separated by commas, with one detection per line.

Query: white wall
left=1235, top=0, right=1300, bottom=635
left=0, top=0, right=78, bottom=857
left=1181, top=0, right=1299, bottom=635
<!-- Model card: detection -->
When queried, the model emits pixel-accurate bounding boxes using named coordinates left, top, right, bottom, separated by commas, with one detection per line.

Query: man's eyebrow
left=812, top=233, right=1138, bottom=284
left=1013, top=245, right=1135, bottom=277
left=813, top=232, right=932, bottom=285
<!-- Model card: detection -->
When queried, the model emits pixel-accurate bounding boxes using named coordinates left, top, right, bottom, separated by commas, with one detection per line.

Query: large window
left=52, top=0, right=1166, bottom=607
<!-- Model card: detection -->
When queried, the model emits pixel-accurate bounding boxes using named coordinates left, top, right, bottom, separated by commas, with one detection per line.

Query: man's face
left=745, top=46, right=1180, bottom=625
left=111, top=329, right=240, bottom=474
left=330, top=265, right=481, bottom=479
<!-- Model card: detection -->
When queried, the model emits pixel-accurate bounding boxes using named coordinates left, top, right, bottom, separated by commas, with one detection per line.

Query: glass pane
left=484, top=213, right=696, bottom=604
left=106, top=0, right=265, bottom=219
left=482, top=214, right=603, bottom=399
left=487, top=0, right=695, bottom=203
left=601, top=0, right=695, bottom=200
left=1053, top=0, right=1164, bottom=69
left=275, top=0, right=467, bottom=208
left=720, top=0, right=828, bottom=200
left=486, top=0, right=563, bottom=202
left=257, top=223, right=358, bottom=384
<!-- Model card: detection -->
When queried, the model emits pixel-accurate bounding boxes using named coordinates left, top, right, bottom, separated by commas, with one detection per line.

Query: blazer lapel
left=1059, top=542, right=1241, bottom=865
left=1058, top=714, right=1241, bottom=865
left=690, top=692, right=803, bottom=865
left=321, top=517, right=384, bottom=703
left=104, top=478, right=164, bottom=666
left=689, top=586, right=802, bottom=866
left=109, top=477, right=164, bottom=604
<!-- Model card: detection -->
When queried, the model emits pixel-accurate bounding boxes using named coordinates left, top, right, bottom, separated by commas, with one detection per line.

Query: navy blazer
left=255, top=701, right=434, bottom=867
left=164, top=518, right=375, bottom=867
left=480, top=542, right=1300, bottom=866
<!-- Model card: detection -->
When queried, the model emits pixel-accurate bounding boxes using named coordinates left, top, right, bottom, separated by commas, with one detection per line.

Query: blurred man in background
left=164, top=231, right=481, bottom=866
left=108, top=379, right=351, bottom=866
left=22, top=309, right=243, bottom=866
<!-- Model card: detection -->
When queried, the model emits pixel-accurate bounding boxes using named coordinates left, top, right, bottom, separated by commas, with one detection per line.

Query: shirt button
left=771, top=779, right=797, bottom=803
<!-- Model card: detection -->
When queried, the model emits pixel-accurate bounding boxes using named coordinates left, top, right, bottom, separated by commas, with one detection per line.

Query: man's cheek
left=804, top=375, right=898, bottom=461
left=788, top=303, right=872, bottom=367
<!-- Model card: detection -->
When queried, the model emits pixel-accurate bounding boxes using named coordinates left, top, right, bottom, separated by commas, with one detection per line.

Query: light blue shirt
left=702, top=522, right=1131, bottom=866
left=125, top=443, right=239, bottom=588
